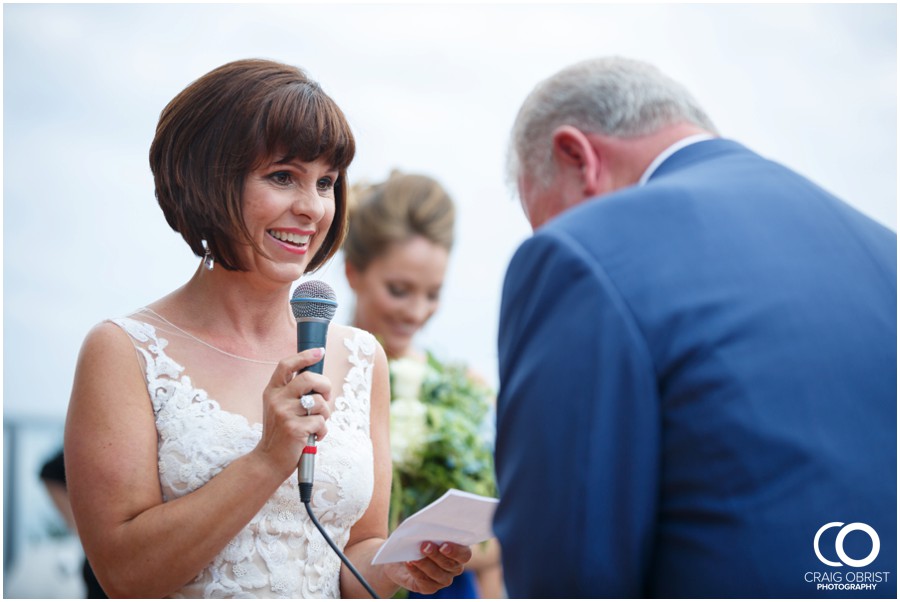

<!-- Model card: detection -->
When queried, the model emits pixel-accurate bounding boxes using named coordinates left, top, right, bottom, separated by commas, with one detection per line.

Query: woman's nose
left=402, top=296, right=435, bottom=325
left=292, top=186, right=325, bottom=222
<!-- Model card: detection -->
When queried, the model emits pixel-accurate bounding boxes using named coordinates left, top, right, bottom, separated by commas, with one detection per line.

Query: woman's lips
left=267, top=229, right=313, bottom=254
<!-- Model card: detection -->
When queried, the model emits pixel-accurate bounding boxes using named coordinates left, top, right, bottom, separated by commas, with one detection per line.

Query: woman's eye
left=317, top=177, right=335, bottom=192
left=387, top=284, right=408, bottom=298
left=269, top=171, right=292, bottom=185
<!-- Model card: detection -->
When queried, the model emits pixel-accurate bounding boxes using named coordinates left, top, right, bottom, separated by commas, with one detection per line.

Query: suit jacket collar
left=648, top=138, right=750, bottom=182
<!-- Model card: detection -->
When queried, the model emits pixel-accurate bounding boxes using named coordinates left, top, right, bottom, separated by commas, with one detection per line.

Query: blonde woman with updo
left=344, top=171, right=504, bottom=599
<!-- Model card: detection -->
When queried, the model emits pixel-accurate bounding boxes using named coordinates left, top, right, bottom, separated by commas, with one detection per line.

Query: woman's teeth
left=268, top=230, right=311, bottom=246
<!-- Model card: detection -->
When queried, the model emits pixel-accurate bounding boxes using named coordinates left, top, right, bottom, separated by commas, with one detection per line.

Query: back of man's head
left=507, top=57, right=717, bottom=190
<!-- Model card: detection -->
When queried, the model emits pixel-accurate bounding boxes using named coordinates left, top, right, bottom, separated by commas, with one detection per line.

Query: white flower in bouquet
left=389, top=398, right=428, bottom=469
left=390, top=357, right=428, bottom=399
left=389, top=358, right=430, bottom=469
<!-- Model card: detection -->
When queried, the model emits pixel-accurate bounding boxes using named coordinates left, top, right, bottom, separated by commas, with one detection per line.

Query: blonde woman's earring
left=201, top=239, right=215, bottom=271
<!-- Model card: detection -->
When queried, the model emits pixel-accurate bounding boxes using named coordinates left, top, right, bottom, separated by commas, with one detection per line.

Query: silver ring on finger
left=300, top=394, right=315, bottom=415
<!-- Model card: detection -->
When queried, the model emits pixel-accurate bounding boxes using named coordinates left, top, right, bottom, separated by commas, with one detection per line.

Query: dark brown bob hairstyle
left=149, top=58, right=356, bottom=272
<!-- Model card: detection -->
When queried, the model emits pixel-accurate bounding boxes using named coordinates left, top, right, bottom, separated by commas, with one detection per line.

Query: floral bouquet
left=388, top=352, right=497, bottom=532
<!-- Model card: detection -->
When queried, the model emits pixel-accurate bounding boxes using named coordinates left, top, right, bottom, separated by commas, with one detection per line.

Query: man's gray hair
left=507, top=56, right=717, bottom=191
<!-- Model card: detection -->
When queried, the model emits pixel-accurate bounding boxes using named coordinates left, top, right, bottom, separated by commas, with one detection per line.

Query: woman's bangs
left=264, top=84, right=355, bottom=170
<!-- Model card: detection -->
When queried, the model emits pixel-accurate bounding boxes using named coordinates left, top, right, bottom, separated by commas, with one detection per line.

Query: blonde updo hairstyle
left=344, top=171, right=455, bottom=272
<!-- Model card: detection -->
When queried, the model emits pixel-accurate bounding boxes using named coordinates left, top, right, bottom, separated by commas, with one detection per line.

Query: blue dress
left=407, top=570, right=478, bottom=599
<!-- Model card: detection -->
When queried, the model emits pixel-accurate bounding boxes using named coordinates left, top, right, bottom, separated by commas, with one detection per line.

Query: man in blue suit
left=493, top=57, right=896, bottom=598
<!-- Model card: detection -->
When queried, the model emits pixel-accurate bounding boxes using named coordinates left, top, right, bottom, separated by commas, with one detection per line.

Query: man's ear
left=551, top=125, right=602, bottom=197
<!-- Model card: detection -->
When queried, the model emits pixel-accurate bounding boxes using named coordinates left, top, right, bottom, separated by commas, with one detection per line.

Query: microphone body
left=296, top=317, right=329, bottom=493
left=297, top=317, right=330, bottom=375
left=290, top=281, right=338, bottom=503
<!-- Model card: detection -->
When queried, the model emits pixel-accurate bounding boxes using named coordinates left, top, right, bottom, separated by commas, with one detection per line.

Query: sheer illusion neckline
left=141, top=307, right=280, bottom=365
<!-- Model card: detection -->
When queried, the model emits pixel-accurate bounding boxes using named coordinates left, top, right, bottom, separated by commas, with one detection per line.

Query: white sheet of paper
left=371, top=489, right=499, bottom=565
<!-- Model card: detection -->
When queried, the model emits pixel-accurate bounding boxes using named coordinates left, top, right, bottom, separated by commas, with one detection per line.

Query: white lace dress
left=111, top=308, right=376, bottom=598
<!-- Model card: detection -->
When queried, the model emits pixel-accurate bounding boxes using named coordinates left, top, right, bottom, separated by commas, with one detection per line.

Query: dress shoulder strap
left=108, top=310, right=188, bottom=414
left=328, top=326, right=378, bottom=433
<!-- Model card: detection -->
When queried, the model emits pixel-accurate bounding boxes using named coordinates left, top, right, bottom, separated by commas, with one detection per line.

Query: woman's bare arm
left=65, top=322, right=329, bottom=597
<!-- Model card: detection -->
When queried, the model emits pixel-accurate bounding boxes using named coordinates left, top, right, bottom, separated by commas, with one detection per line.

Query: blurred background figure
left=39, top=449, right=108, bottom=598
left=3, top=423, right=87, bottom=599
left=344, top=171, right=504, bottom=599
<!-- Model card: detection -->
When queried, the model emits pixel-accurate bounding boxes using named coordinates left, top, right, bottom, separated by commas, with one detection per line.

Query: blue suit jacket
left=494, top=139, right=897, bottom=598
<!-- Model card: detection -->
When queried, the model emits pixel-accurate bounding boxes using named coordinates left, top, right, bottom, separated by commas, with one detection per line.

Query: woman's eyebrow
left=273, top=157, right=308, bottom=172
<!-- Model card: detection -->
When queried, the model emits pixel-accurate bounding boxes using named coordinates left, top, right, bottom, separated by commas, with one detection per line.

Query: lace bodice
left=111, top=309, right=376, bottom=598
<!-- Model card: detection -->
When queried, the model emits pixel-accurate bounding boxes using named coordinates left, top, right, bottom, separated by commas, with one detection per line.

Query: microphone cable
left=299, top=483, right=380, bottom=599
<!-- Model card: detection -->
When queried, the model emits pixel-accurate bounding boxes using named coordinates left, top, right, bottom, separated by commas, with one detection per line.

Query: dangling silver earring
left=201, top=239, right=215, bottom=271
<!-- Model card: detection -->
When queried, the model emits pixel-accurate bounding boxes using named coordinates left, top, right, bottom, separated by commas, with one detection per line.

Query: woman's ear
left=551, top=125, right=602, bottom=197
left=344, top=261, right=360, bottom=291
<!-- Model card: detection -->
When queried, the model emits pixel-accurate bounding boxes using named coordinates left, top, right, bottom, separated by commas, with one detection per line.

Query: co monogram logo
left=814, top=522, right=880, bottom=568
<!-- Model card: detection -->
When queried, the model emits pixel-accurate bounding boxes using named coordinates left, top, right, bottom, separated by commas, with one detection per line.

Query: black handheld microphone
left=290, top=280, right=338, bottom=504
left=290, top=280, right=379, bottom=598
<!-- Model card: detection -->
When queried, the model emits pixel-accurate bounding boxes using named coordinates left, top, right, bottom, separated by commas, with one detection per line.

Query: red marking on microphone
left=302, top=446, right=317, bottom=455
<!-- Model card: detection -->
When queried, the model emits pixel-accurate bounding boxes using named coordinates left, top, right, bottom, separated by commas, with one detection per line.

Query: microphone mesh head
left=291, top=280, right=338, bottom=322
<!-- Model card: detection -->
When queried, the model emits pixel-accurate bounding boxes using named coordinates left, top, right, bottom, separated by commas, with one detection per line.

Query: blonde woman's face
left=347, top=235, right=449, bottom=359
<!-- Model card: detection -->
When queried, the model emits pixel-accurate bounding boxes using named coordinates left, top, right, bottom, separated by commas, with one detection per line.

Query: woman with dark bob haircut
left=64, top=59, right=470, bottom=599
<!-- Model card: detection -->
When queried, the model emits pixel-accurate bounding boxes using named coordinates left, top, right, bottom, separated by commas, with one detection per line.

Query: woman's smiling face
left=239, top=155, right=338, bottom=283
left=347, top=235, right=449, bottom=359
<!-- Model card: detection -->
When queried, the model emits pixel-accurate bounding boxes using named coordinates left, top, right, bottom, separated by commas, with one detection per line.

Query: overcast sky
left=3, top=2, right=896, bottom=421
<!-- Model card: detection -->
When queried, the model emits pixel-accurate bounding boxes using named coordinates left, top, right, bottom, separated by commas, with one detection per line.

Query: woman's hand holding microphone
left=254, top=347, right=332, bottom=479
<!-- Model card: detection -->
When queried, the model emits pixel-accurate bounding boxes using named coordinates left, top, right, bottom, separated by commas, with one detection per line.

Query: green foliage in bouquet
left=388, top=352, right=497, bottom=532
